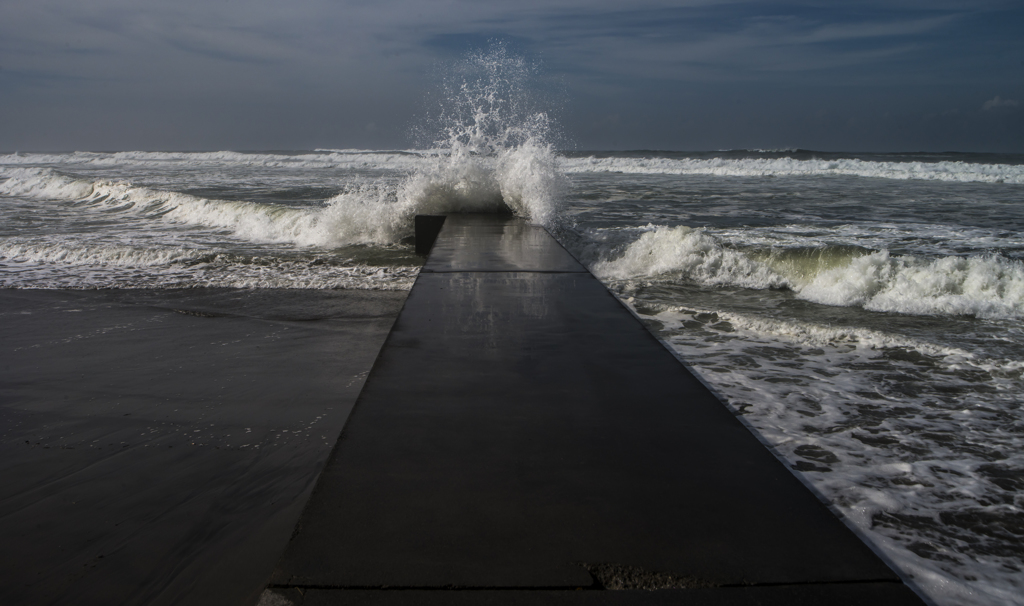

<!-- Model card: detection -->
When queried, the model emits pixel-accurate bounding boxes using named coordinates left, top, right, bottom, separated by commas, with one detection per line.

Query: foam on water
left=0, top=150, right=430, bottom=171
left=562, top=161, right=1024, bottom=605
left=589, top=225, right=1024, bottom=319
left=0, top=236, right=416, bottom=290
left=624, top=302, right=1024, bottom=606
left=0, top=158, right=560, bottom=253
left=713, top=223, right=1024, bottom=260
left=0, top=238, right=202, bottom=267
left=0, top=167, right=354, bottom=247
left=564, top=155, right=1024, bottom=184
left=6, top=151, right=1021, bottom=186
left=1, top=167, right=97, bottom=200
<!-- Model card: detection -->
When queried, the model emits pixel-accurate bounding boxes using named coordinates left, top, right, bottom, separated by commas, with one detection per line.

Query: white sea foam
left=0, top=167, right=97, bottom=199
left=1, top=168, right=349, bottom=246
left=799, top=251, right=1024, bottom=317
left=0, top=163, right=558, bottom=251
left=713, top=223, right=1024, bottom=259
left=0, top=239, right=202, bottom=267
left=0, top=150, right=430, bottom=172
left=655, top=306, right=1024, bottom=377
left=0, top=261, right=417, bottom=290
left=6, top=151, right=1021, bottom=185
left=0, top=237, right=417, bottom=290
left=591, top=225, right=786, bottom=288
left=563, top=156, right=1024, bottom=184
left=592, top=225, right=1024, bottom=319
left=633, top=303, right=1024, bottom=606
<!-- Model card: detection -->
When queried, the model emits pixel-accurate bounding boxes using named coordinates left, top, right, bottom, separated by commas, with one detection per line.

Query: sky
left=1, top=0, right=1022, bottom=152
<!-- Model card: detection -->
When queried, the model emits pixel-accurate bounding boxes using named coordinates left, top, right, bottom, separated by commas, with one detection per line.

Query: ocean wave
left=0, top=239, right=203, bottom=267
left=0, top=264, right=417, bottom=290
left=0, top=238, right=418, bottom=290
left=0, top=150, right=430, bottom=171
left=563, top=156, right=1024, bottom=184
left=0, top=150, right=564, bottom=248
left=0, top=168, right=344, bottom=245
left=7, top=151, right=1022, bottom=185
left=591, top=225, right=1024, bottom=319
left=1, top=50, right=567, bottom=238
left=651, top=306, right=1024, bottom=377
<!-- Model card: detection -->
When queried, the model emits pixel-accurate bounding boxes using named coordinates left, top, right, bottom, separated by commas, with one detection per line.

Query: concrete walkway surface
left=262, top=215, right=926, bottom=605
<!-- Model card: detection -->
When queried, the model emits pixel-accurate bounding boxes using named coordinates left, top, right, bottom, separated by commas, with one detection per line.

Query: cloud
left=982, top=96, right=1019, bottom=111
left=1, top=0, right=1022, bottom=151
left=0, top=1, right=966, bottom=83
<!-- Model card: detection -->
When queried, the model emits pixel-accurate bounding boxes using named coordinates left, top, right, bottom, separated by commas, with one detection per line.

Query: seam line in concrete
left=267, top=578, right=907, bottom=592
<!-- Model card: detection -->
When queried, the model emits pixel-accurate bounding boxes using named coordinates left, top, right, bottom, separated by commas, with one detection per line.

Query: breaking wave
left=0, top=150, right=429, bottom=171
left=0, top=238, right=202, bottom=267
left=563, top=156, right=1024, bottom=184
left=590, top=225, right=1024, bottom=319
left=1, top=48, right=567, bottom=247
left=648, top=305, right=1024, bottom=377
left=0, top=167, right=359, bottom=246
left=406, top=44, right=566, bottom=226
left=0, top=237, right=417, bottom=290
left=6, top=151, right=1022, bottom=186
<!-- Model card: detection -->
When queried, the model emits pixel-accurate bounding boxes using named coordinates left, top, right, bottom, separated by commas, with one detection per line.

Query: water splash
left=311, top=46, right=567, bottom=244
left=0, top=46, right=568, bottom=249
left=399, top=44, right=567, bottom=227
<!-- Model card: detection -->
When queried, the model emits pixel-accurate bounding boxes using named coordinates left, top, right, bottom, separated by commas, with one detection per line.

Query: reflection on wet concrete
left=0, top=289, right=405, bottom=606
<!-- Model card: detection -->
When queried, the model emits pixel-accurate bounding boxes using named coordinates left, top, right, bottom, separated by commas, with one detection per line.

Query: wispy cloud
left=983, top=96, right=1019, bottom=111
left=0, top=1, right=986, bottom=91
left=0, top=0, right=1021, bottom=150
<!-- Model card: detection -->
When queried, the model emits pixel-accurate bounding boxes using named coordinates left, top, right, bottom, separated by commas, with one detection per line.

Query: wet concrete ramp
left=263, top=214, right=925, bottom=605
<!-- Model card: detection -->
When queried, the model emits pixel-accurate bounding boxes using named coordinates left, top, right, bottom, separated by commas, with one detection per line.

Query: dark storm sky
left=2, top=0, right=1022, bottom=152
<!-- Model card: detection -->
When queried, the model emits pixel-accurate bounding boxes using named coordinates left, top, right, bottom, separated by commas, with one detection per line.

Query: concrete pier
left=263, top=215, right=925, bottom=605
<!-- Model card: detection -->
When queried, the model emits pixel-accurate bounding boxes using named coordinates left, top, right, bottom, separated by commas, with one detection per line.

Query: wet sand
left=0, top=288, right=406, bottom=606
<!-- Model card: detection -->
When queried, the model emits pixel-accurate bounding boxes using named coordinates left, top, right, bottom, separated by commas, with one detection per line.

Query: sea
left=2, top=52, right=1023, bottom=606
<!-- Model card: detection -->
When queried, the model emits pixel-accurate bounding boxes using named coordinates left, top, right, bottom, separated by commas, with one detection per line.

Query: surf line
left=262, top=213, right=928, bottom=604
